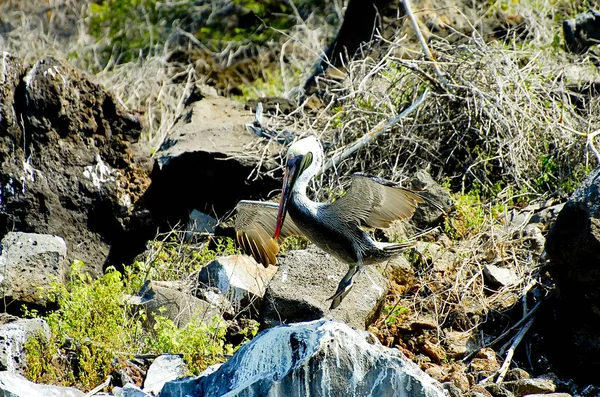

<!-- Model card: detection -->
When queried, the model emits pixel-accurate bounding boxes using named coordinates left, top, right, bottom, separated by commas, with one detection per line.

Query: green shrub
left=23, top=256, right=246, bottom=390
left=382, top=304, right=410, bottom=325
left=279, top=235, right=310, bottom=253
left=148, top=314, right=234, bottom=375
left=24, top=261, right=144, bottom=389
left=88, top=0, right=193, bottom=65
left=536, top=155, right=592, bottom=194
left=87, top=0, right=302, bottom=68
left=140, top=235, right=238, bottom=281
left=443, top=189, right=506, bottom=239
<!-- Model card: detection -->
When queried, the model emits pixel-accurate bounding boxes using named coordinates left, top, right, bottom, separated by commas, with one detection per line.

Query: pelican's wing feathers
left=328, top=173, right=426, bottom=229
left=235, top=200, right=303, bottom=266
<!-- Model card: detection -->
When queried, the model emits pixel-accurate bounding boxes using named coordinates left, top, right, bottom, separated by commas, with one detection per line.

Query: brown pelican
left=235, top=136, right=437, bottom=309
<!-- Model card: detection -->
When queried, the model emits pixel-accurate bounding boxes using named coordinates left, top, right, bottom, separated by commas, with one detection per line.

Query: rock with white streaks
left=160, top=320, right=446, bottom=397
left=0, top=314, right=50, bottom=373
left=0, top=371, right=84, bottom=397
left=0, top=53, right=149, bottom=276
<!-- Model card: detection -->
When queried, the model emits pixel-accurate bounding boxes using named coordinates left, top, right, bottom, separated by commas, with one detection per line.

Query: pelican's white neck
left=291, top=136, right=323, bottom=198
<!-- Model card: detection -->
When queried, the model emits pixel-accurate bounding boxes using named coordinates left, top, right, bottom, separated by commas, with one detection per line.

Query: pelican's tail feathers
left=372, top=241, right=416, bottom=262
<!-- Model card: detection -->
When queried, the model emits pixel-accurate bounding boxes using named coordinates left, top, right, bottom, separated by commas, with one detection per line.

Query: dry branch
left=85, top=375, right=112, bottom=397
left=463, top=299, right=543, bottom=362
left=401, top=0, right=453, bottom=93
left=324, top=89, right=430, bottom=171
left=495, top=317, right=535, bottom=384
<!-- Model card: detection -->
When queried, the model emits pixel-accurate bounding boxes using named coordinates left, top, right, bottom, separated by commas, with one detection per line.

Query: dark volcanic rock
left=143, top=90, right=281, bottom=228
left=546, top=166, right=600, bottom=311
left=0, top=54, right=150, bottom=274
left=563, top=9, right=600, bottom=54
left=0, top=53, right=24, bottom=139
left=544, top=166, right=600, bottom=382
left=161, top=320, right=446, bottom=397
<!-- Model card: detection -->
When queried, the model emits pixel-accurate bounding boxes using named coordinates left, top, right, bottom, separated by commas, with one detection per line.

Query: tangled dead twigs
left=256, top=28, right=599, bottom=202
left=464, top=298, right=543, bottom=362
left=324, top=88, right=431, bottom=171
left=401, top=0, right=453, bottom=94
left=365, top=206, right=551, bottom=384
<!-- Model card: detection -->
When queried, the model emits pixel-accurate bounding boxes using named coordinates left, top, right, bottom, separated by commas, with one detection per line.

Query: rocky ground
left=1, top=0, right=600, bottom=396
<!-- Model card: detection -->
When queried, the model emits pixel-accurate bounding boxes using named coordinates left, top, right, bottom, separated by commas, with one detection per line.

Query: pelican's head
left=273, top=136, right=323, bottom=239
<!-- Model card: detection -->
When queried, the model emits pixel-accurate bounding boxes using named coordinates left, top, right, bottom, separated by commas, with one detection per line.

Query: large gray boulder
left=0, top=371, right=84, bottom=397
left=0, top=314, right=50, bottom=373
left=0, top=232, right=67, bottom=306
left=161, top=320, right=446, bottom=397
left=134, top=281, right=226, bottom=329
left=143, top=354, right=186, bottom=395
left=198, top=255, right=277, bottom=317
left=0, top=53, right=149, bottom=275
left=143, top=90, right=281, bottom=227
left=409, top=170, right=453, bottom=228
left=261, top=247, right=387, bottom=330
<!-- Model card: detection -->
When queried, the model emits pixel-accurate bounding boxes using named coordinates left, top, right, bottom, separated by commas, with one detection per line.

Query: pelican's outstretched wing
left=235, top=200, right=303, bottom=266
left=328, top=173, right=436, bottom=229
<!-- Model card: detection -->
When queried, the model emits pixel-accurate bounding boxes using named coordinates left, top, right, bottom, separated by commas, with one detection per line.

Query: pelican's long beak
left=274, top=154, right=303, bottom=239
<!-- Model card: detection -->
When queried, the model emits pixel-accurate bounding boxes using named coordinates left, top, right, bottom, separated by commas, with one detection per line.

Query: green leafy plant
left=87, top=0, right=301, bottom=68
left=140, top=235, right=239, bottom=281
left=535, top=155, right=591, bottom=194
left=23, top=256, right=244, bottom=390
left=88, top=0, right=211, bottom=64
left=24, top=261, right=145, bottom=389
left=279, top=235, right=310, bottom=253
left=148, top=314, right=233, bottom=375
left=443, top=189, right=507, bottom=239
left=382, top=304, right=410, bottom=325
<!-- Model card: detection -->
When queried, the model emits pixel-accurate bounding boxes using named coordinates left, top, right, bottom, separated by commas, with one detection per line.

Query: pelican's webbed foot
left=328, top=264, right=361, bottom=310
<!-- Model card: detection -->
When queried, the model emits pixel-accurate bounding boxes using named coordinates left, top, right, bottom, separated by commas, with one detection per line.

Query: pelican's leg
left=328, top=262, right=362, bottom=310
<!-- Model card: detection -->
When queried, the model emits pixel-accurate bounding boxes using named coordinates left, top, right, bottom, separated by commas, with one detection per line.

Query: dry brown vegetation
left=258, top=29, right=599, bottom=199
